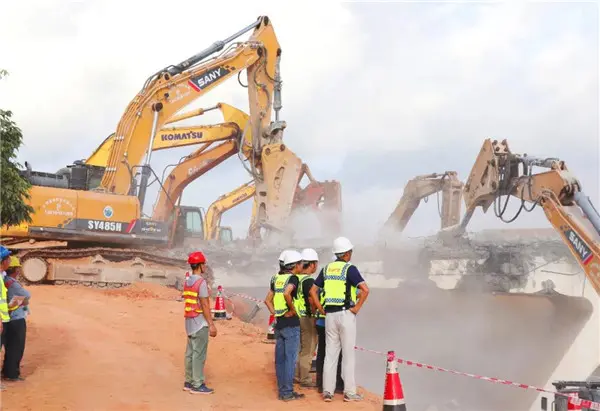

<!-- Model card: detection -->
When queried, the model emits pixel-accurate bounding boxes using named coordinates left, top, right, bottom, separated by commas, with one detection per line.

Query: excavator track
left=16, top=247, right=188, bottom=289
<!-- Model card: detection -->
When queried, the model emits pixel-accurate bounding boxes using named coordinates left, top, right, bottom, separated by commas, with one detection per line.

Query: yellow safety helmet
left=8, top=256, right=21, bottom=268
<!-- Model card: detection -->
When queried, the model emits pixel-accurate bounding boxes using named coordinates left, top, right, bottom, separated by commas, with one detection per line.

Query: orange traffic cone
left=212, top=285, right=227, bottom=320
left=265, top=314, right=276, bottom=342
left=383, top=351, right=406, bottom=411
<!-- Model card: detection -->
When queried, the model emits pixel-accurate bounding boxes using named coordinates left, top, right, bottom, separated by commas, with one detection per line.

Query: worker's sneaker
left=183, top=382, right=192, bottom=391
left=323, top=391, right=334, bottom=402
left=189, top=384, right=214, bottom=395
left=292, top=391, right=305, bottom=399
left=279, top=393, right=297, bottom=401
left=3, top=377, right=24, bottom=382
left=343, top=392, right=363, bottom=402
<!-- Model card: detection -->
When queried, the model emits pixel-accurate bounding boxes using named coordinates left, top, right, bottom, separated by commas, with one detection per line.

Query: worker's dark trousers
left=2, top=318, right=26, bottom=379
left=315, top=324, right=343, bottom=393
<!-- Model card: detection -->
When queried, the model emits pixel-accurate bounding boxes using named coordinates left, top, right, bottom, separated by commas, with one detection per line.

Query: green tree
left=1, top=70, right=34, bottom=226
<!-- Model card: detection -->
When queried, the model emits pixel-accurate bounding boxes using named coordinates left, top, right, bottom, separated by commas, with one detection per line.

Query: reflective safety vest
left=0, top=278, right=9, bottom=322
left=182, top=277, right=205, bottom=318
left=293, top=274, right=310, bottom=317
left=273, top=273, right=293, bottom=317
left=4, top=277, right=18, bottom=312
left=314, top=287, right=326, bottom=319
left=322, top=261, right=357, bottom=309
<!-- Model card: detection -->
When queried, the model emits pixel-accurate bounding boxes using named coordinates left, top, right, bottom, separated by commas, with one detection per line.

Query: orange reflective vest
left=183, top=277, right=205, bottom=318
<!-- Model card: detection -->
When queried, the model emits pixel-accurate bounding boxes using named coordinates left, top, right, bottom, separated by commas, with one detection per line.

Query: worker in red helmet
left=182, top=251, right=217, bottom=395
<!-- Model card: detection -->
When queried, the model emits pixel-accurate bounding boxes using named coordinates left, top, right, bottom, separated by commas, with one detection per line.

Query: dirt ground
left=0, top=283, right=381, bottom=411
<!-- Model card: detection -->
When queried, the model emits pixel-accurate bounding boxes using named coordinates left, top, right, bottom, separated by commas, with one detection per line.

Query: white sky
left=0, top=1, right=598, bottom=242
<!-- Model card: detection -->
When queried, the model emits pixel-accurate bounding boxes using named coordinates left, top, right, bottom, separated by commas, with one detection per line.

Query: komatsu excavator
left=0, top=16, right=319, bottom=286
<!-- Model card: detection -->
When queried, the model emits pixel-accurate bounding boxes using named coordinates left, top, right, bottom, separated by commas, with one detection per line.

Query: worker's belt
left=324, top=306, right=350, bottom=314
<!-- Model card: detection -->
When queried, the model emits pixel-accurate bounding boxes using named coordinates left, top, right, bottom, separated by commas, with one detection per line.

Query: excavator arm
left=204, top=180, right=255, bottom=240
left=85, top=104, right=245, bottom=167
left=151, top=141, right=238, bottom=221
left=458, top=138, right=600, bottom=295
left=384, top=172, right=463, bottom=232
left=151, top=104, right=250, bottom=221
left=99, top=16, right=281, bottom=197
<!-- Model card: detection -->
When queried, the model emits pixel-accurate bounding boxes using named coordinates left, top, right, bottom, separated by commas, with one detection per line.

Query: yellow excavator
left=84, top=103, right=245, bottom=168
left=203, top=180, right=256, bottom=242
left=382, top=171, right=463, bottom=233
left=0, top=16, right=315, bottom=286
left=404, top=139, right=600, bottom=297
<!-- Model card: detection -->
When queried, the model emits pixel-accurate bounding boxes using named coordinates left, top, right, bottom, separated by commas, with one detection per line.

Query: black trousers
left=315, top=323, right=344, bottom=392
left=2, top=318, right=26, bottom=379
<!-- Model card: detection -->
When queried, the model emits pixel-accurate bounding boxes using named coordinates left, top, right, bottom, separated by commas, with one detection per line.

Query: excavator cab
left=169, top=206, right=234, bottom=247
left=170, top=206, right=206, bottom=248
left=218, top=227, right=233, bottom=244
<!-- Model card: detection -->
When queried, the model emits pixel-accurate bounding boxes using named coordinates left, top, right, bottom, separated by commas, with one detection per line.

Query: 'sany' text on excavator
left=0, top=16, right=339, bottom=287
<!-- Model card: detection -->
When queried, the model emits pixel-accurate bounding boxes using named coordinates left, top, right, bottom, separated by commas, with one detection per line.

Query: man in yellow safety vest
left=264, top=250, right=305, bottom=402
left=309, top=237, right=370, bottom=403
left=293, top=248, right=319, bottom=388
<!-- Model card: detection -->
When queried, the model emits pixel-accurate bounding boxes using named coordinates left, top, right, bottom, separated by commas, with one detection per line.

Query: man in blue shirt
left=310, top=237, right=369, bottom=402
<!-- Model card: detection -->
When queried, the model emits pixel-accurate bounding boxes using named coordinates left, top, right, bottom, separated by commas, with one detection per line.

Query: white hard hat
left=279, top=249, right=290, bottom=262
left=332, top=236, right=353, bottom=254
left=283, top=250, right=302, bottom=266
left=301, top=248, right=319, bottom=262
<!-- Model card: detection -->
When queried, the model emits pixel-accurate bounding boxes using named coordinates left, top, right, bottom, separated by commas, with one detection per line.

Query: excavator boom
left=151, top=104, right=250, bottom=222
left=99, top=16, right=280, bottom=196
left=204, top=180, right=256, bottom=241
left=384, top=171, right=463, bottom=232
left=458, top=139, right=600, bottom=295
left=85, top=104, right=246, bottom=167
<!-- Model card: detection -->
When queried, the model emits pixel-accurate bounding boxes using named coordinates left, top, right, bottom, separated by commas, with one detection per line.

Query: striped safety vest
left=182, top=277, right=205, bottom=318
left=293, top=274, right=312, bottom=317
left=273, top=273, right=293, bottom=317
left=322, top=261, right=358, bottom=309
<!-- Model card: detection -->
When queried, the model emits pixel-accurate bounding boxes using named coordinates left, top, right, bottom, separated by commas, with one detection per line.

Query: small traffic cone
left=383, top=351, right=406, bottom=411
left=265, top=314, right=276, bottom=343
left=212, top=285, right=227, bottom=320
left=310, top=346, right=317, bottom=373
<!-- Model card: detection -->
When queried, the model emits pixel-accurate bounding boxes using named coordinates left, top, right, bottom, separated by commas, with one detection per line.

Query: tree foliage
left=1, top=70, right=34, bottom=227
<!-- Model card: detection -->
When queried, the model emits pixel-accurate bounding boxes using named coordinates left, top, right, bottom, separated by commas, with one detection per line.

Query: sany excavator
left=414, top=138, right=600, bottom=296
left=0, top=16, right=329, bottom=286
left=449, top=139, right=600, bottom=410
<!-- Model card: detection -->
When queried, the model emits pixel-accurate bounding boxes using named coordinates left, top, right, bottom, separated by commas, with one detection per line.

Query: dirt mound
left=102, top=282, right=181, bottom=300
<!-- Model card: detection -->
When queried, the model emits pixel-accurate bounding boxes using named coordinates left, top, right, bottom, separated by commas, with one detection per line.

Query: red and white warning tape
left=355, top=346, right=600, bottom=410
left=219, top=289, right=600, bottom=410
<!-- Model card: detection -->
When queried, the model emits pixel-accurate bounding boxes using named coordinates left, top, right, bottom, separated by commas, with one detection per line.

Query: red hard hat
left=187, top=251, right=206, bottom=264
